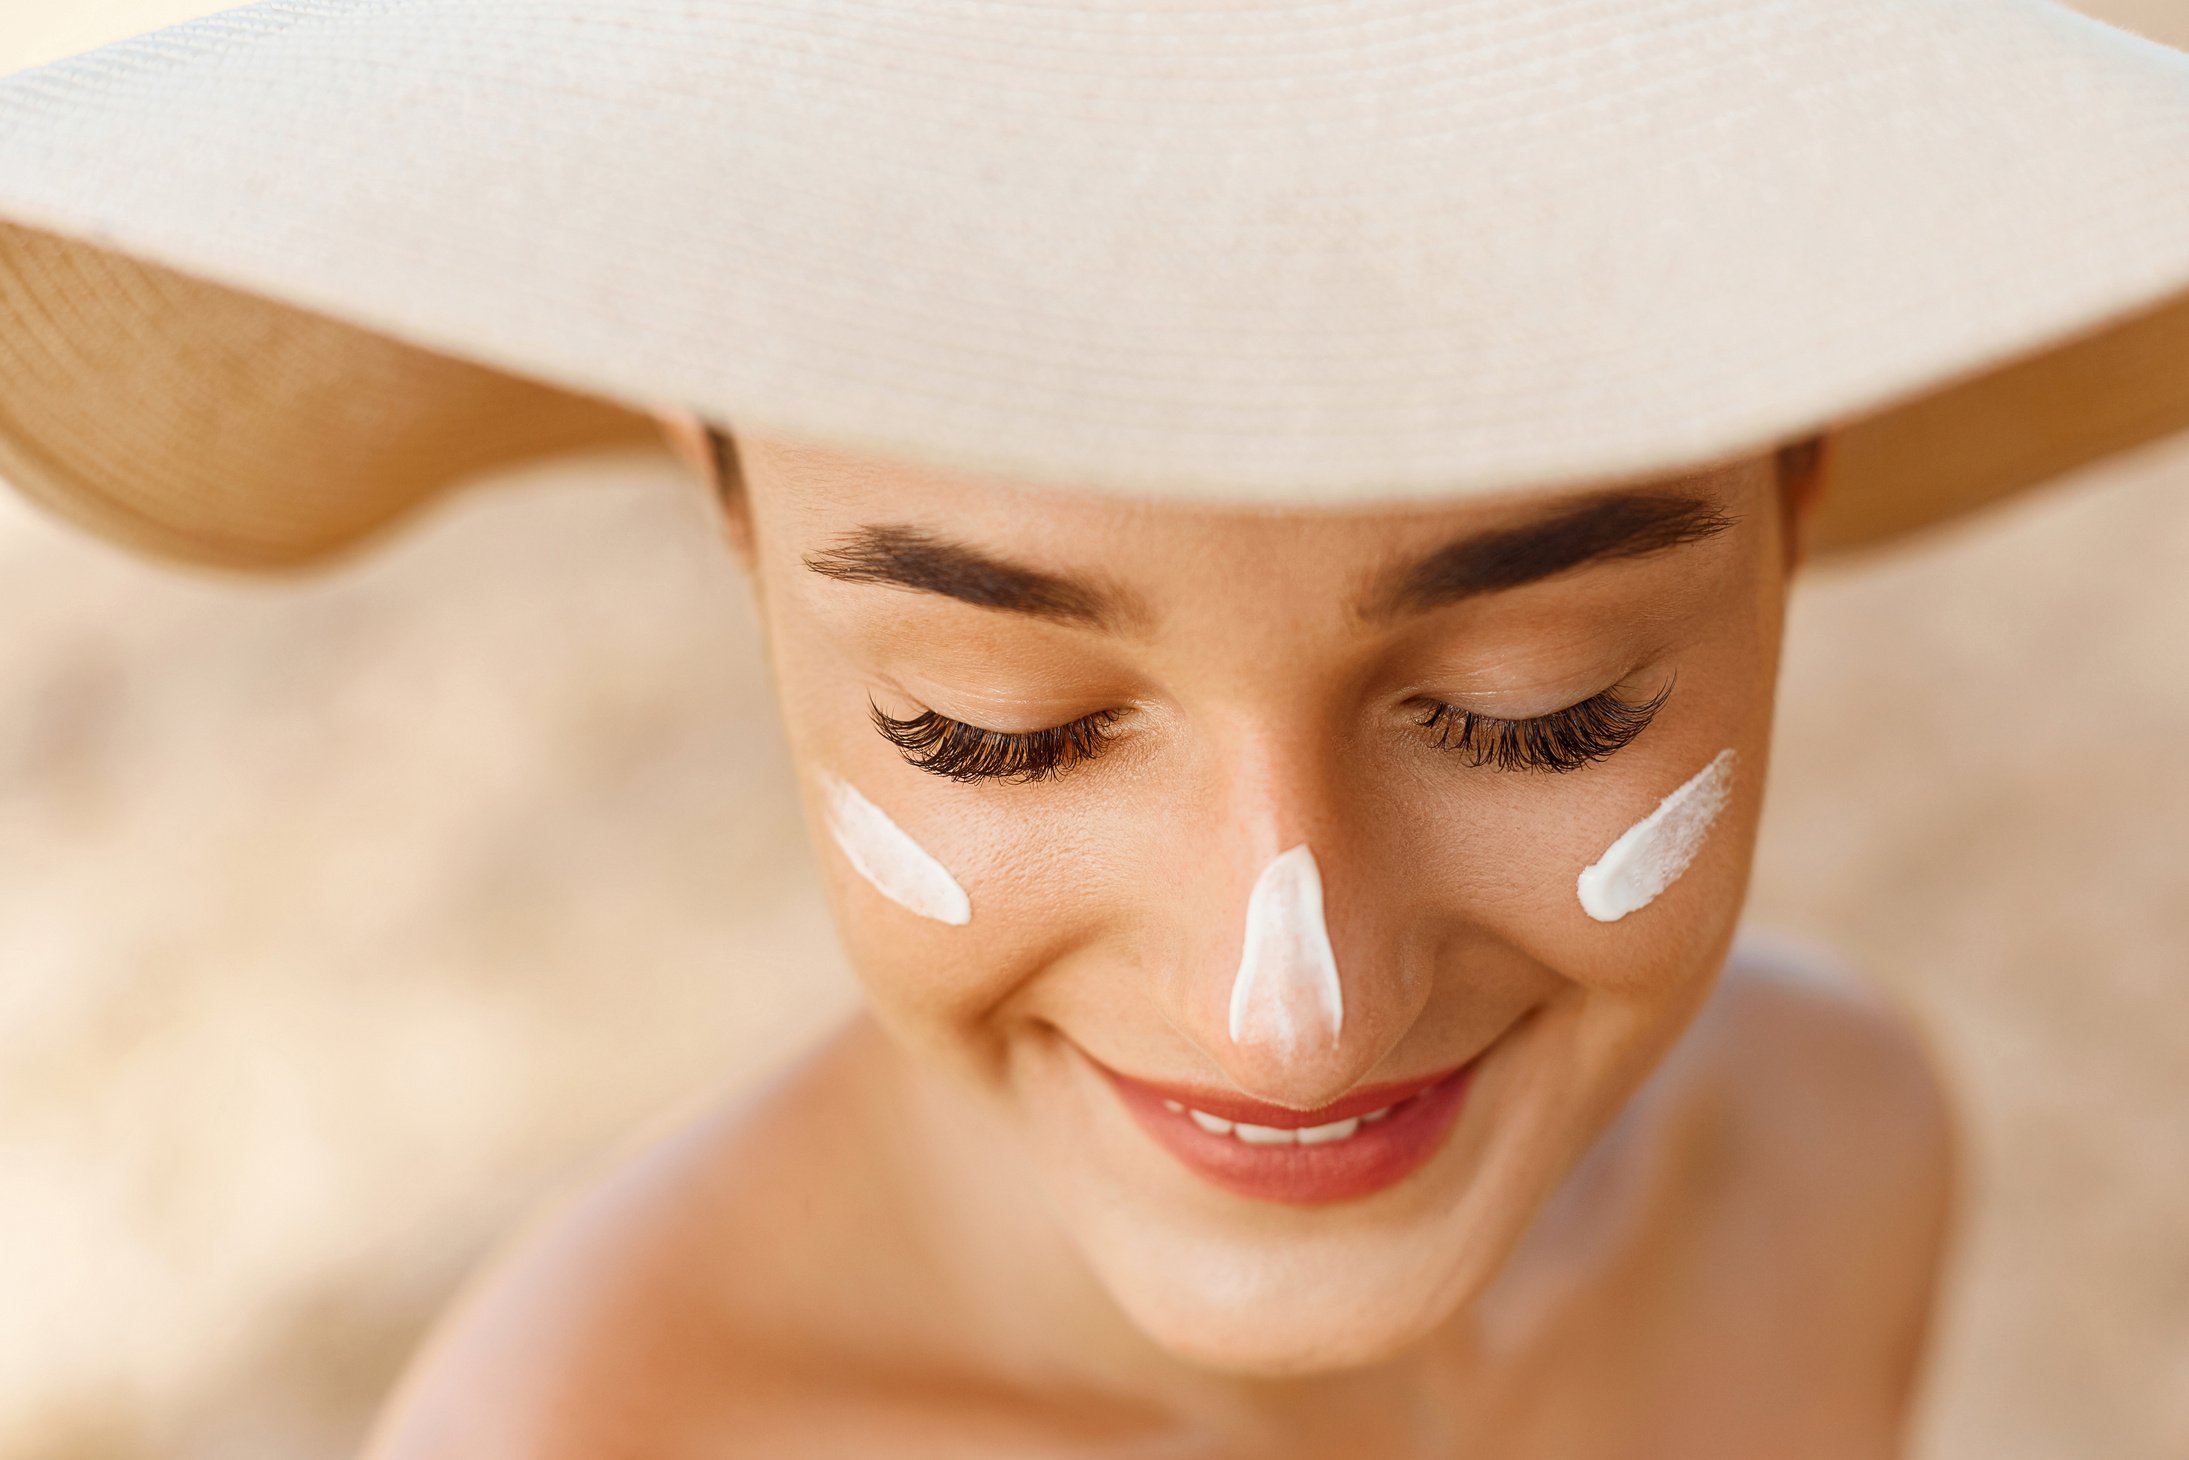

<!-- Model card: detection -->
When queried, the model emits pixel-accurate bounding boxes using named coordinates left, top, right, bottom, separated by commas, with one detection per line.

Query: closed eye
left=869, top=676, right=1670, bottom=784
left=1413, top=678, right=1673, bottom=773
left=870, top=701, right=1122, bottom=783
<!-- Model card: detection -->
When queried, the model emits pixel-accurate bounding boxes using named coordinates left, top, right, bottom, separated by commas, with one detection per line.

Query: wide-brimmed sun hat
left=1, top=0, right=2187, bottom=571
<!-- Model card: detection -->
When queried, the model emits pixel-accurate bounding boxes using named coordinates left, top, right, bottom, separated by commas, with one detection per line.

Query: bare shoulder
left=1668, top=932, right=1962, bottom=1420
left=1695, top=932, right=1959, bottom=1204
left=359, top=1027, right=890, bottom=1460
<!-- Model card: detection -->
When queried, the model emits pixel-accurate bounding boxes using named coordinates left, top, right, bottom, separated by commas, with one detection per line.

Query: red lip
left=1096, top=1060, right=1474, bottom=1207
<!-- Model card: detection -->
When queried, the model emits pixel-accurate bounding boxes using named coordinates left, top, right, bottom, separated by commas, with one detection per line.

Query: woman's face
left=717, top=428, right=1799, bottom=1374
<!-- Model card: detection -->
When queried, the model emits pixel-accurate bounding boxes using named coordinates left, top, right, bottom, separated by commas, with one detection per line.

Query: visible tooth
left=1233, top=1122, right=1297, bottom=1145
left=1359, top=1105, right=1393, bottom=1124
left=1297, top=1116, right=1361, bottom=1145
left=1163, top=1099, right=1185, bottom=1113
left=1188, top=1109, right=1235, bottom=1135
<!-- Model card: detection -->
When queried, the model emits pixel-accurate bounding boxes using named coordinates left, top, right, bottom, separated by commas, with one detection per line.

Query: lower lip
left=1104, top=1066, right=1474, bottom=1207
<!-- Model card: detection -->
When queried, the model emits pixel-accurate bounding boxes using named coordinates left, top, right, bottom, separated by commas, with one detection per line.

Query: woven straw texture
left=1, top=0, right=2188, bottom=566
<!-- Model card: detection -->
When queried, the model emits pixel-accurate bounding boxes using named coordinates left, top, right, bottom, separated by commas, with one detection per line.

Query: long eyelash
left=1415, top=678, right=1673, bottom=774
left=870, top=701, right=1121, bottom=783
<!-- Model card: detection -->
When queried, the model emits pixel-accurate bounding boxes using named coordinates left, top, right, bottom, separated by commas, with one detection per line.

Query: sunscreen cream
left=822, top=775, right=972, bottom=926
left=1575, top=749, right=1735, bottom=923
left=1228, top=845, right=1344, bottom=1054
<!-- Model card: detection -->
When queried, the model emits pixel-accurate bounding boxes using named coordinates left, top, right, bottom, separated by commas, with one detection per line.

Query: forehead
left=735, top=430, right=1772, bottom=564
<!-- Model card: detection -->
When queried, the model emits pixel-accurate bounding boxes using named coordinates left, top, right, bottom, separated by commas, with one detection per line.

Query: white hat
left=2, top=0, right=2186, bottom=568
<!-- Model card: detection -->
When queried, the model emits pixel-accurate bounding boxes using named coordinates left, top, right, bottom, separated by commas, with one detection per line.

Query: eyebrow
left=803, top=490, right=1735, bottom=631
left=803, top=524, right=1118, bottom=626
left=1366, top=491, right=1737, bottom=619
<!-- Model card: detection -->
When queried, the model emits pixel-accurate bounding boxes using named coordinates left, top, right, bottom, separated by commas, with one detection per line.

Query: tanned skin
left=365, top=427, right=1954, bottom=1460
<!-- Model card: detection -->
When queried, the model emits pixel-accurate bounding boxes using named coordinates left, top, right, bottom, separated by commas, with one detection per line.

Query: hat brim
left=0, top=221, right=650, bottom=568
left=3, top=0, right=2189, bottom=567
left=6, top=222, right=2189, bottom=567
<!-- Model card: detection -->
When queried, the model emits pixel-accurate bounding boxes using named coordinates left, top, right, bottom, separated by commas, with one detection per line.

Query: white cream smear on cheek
left=1228, top=844, right=1344, bottom=1055
left=821, top=775, right=971, bottom=926
left=1576, top=748, right=1736, bottom=923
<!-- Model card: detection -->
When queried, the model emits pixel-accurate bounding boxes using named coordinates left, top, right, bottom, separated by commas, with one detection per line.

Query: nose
left=1159, top=736, right=1428, bottom=1110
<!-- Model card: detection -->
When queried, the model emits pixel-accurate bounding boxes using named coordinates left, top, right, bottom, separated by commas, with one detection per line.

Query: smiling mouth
left=1097, top=1061, right=1475, bottom=1206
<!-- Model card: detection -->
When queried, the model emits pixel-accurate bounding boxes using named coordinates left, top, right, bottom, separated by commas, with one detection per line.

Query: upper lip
left=1099, top=1061, right=1466, bottom=1129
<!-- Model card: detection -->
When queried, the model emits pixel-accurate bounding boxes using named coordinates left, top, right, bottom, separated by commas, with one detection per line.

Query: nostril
left=1227, top=844, right=1343, bottom=1057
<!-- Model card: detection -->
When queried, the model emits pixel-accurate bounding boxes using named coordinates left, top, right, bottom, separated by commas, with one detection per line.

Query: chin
left=1085, top=1219, right=1493, bottom=1376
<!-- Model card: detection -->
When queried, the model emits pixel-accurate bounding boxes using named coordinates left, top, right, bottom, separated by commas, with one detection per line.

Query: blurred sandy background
left=4, top=2, right=2188, bottom=1457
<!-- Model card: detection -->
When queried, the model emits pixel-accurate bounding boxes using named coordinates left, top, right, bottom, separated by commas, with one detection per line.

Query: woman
left=351, top=424, right=1955, bottom=1457
left=2, top=1, right=2185, bottom=1455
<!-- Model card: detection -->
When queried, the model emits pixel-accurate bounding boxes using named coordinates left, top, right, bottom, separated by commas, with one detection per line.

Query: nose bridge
left=1166, top=712, right=1421, bottom=1109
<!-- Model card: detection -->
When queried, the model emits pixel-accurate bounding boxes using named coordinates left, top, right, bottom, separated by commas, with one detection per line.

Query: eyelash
left=870, top=700, right=1123, bottom=783
left=1412, top=678, right=1673, bottom=774
left=872, top=677, right=1671, bottom=784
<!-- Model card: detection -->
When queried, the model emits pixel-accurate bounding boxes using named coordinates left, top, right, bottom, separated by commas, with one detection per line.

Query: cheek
left=769, top=649, right=1131, bottom=1068
left=1423, top=744, right=1762, bottom=1004
left=808, top=773, right=1132, bottom=1058
left=1375, top=683, right=1768, bottom=1015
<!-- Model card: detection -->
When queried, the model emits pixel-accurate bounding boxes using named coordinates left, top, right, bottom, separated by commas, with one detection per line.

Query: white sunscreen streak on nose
left=1576, top=749, right=1736, bottom=923
left=821, top=776, right=971, bottom=926
left=1228, top=845, right=1344, bottom=1056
